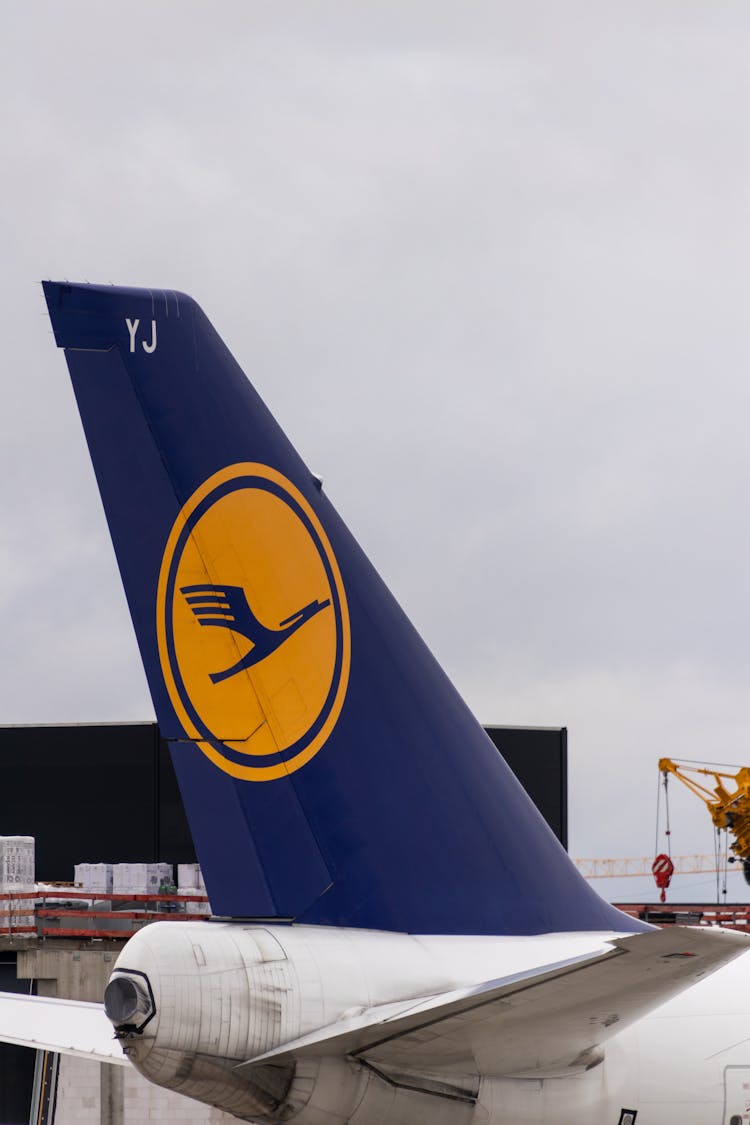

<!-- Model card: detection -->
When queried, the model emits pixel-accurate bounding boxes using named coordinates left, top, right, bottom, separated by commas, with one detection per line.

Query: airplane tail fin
left=43, top=281, right=644, bottom=936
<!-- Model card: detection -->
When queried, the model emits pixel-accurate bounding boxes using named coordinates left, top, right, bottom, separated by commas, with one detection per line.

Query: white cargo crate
left=89, top=863, right=113, bottom=893
left=177, top=862, right=200, bottom=890
left=0, top=837, right=35, bottom=928
left=0, top=836, right=35, bottom=891
left=113, top=861, right=175, bottom=896
left=156, top=863, right=174, bottom=891
left=112, top=863, right=135, bottom=895
left=74, top=862, right=112, bottom=893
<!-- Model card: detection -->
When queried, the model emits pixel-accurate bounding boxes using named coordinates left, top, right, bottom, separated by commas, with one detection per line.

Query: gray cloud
left=2, top=2, right=750, bottom=897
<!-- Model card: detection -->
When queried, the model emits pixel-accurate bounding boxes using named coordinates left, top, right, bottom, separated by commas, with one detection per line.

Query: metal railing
left=614, top=903, right=750, bottom=931
left=0, top=889, right=211, bottom=939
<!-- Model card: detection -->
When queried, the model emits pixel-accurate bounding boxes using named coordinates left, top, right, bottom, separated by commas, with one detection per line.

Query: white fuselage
left=110, top=921, right=750, bottom=1124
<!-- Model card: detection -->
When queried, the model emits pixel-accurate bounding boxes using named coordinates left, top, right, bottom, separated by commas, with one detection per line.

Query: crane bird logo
left=180, top=584, right=332, bottom=684
left=156, top=463, right=350, bottom=782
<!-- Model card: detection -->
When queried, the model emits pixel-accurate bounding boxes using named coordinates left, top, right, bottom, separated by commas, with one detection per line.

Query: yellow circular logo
left=156, top=464, right=350, bottom=781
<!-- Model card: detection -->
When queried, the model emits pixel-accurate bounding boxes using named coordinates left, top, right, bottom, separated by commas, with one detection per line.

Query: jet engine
left=104, top=920, right=473, bottom=1124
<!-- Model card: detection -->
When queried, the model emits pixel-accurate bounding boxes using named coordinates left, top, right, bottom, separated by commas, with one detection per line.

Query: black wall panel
left=0, top=724, right=196, bottom=882
left=0, top=959, right=34, bottom=1124
left=0, top=722, right=566, bottom=882
left=484, top=726, right=567, bottom=848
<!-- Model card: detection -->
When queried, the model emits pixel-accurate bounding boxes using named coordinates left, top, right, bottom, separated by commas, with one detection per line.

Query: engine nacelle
left=104, top=921, right=466, bottom=1122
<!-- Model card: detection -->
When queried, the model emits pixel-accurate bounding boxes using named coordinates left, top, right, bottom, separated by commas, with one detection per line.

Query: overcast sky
left=2, top=2, right=750, bottom=903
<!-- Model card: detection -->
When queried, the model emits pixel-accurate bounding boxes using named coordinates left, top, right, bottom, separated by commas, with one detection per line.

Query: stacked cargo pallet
left=73, top=862, right=113, bottom=894
left=0, top=836, right=35, bottom=930
left=177, top=863, right=210, bottom=914
left=111, top=862, right=174, bottom=897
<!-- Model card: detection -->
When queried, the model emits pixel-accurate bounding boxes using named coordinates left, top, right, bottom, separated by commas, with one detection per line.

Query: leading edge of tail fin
left=43, top=281, right=645, bottom=936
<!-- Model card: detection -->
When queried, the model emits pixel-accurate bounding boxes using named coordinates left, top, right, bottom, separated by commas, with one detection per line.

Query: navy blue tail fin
left=43, top=281, right=643, bottom=936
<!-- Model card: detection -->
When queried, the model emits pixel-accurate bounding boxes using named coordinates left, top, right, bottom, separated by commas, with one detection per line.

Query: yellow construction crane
left=658, top=758, right=750, bottom=883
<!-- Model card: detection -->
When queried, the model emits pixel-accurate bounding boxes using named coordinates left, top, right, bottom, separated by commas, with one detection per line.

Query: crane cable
left=663, top=768, right=672, bottom=859
left=713, top=825, right=730, bottom=905
left=659, top=759, right=731, bottom=905
left=652, top=769, right=675, bottom=902
left=654, top=767, right=673, bottom=857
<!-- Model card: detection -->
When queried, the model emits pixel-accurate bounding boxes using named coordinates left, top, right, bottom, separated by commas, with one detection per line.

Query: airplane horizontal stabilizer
left=241, top=926, right=748, bottom=1080
left=0, top=992, right=127, bottom=1065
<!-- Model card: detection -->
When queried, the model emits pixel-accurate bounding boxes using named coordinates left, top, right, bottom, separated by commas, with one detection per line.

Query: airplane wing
left=241, top=926, right=748, bottom=1083
left=0, top=992, right=127, bottom=1065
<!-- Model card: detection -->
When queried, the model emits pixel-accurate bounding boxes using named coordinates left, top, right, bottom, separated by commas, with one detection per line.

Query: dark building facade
left=0, top=723, right=195, bottom=882
left=0, top=721, right=566, bottom=1123
left=485, top=725, right=568, bottom=849
left=0, top=722, right=567, bottom=883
